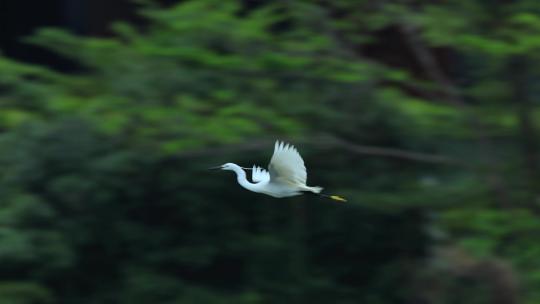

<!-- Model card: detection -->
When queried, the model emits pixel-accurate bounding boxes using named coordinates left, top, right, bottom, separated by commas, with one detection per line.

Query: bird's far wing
left=268, top=141, right=307, bottom=185
left=251, top=165, right=270, bottom=183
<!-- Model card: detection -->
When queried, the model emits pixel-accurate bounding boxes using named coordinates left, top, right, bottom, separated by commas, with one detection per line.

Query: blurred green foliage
left=1, top=0, right=539, bottom=303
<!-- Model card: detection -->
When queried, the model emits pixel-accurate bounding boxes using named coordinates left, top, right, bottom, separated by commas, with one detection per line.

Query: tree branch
left=174, top=136, right=470, bottom=168
left=322, top=135, right=468, bottom=167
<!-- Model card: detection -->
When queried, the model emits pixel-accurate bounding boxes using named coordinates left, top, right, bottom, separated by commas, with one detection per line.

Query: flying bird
left=210, top=141, right=346, bottom=202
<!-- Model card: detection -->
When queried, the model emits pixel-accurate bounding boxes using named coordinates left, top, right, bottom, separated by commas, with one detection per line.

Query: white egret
left=211, top=141, right=346, bottom=202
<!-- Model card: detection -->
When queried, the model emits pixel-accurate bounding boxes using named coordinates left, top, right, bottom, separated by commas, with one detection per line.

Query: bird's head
left=220, top=163, right=236, bottom=171
left=209, top=163, right=250, bottom=171
left=208, top=163, right=237, bottom=171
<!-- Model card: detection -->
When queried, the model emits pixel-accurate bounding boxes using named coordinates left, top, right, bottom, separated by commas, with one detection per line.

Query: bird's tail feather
left=306, top=186, right=323, bottom=193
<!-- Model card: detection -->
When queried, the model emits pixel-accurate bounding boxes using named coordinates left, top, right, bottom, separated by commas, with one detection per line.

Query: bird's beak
left=208, top=166, right=223, bottom=170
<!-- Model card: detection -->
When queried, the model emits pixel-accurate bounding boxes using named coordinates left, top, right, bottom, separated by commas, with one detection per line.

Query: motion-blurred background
left=1, top=0, right=538, bottom=303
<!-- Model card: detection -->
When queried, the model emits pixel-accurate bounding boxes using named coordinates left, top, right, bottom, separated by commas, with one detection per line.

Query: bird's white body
left=218, top=141, right=323, bottom=198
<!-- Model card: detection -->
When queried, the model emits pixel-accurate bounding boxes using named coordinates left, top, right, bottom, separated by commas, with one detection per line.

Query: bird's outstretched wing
left=268, top=141, right=307, bottom=186
left=251, top=165, right=270, bottom=183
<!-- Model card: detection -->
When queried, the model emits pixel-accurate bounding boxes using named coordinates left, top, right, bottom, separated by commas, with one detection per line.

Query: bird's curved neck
left=229, top=164, right=259, bottom=192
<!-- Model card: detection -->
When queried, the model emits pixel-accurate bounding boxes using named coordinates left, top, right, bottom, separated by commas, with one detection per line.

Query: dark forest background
left=1, top=0, right=539, bottom=303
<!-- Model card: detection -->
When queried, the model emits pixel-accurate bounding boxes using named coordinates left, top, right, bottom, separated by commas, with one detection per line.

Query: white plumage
left=269, top=141, right=307, bottom=186
left=251, top=165, right=270, bottom=183
left=211, top=140, right=346, bottom=202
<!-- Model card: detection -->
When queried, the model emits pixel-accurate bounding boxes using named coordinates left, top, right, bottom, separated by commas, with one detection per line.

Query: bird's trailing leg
left=309, top=192, right=347, bottom=202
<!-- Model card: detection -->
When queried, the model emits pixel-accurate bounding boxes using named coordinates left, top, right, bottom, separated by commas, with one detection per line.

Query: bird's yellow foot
left=330, top=195, right=347, bottom=202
